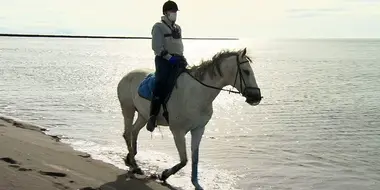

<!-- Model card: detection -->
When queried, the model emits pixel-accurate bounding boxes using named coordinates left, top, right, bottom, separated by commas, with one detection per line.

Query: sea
left=1, top=37, right=379, bottom=190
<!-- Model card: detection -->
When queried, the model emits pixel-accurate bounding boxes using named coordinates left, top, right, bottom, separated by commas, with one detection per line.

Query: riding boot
left=146, top=96, right=161, bottom=132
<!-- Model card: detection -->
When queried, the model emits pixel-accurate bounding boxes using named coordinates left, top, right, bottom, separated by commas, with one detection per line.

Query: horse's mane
left=188, top=49, right=251, bottom=81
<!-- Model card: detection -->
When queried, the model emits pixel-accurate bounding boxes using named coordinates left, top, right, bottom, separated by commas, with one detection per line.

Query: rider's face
left=166, top=10, right=177, bottom=22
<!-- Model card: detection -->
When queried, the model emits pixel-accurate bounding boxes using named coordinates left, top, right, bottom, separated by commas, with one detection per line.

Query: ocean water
left=1, top=37, right=380, bottom=190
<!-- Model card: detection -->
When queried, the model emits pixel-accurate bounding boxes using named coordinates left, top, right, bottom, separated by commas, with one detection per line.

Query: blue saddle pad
left=138, top=73, right=156, bottom=100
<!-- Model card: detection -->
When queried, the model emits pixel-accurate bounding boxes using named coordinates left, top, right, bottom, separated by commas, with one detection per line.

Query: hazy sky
left=1, top=0, right=380, bottom=38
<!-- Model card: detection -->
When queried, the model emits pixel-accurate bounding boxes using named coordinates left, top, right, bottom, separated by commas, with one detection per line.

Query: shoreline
left=0, top=33, right=239, bottom=40
left=0, top=114, right=174, bottom=190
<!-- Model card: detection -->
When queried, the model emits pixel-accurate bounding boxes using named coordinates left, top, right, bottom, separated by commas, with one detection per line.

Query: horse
left=117, top=48, right=262, bottom=190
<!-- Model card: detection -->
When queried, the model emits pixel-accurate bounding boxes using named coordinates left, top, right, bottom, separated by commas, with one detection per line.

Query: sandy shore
left=0, top=115, right=173, bottom=190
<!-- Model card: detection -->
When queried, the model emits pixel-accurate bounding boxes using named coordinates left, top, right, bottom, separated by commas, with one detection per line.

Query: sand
left=0, top=115, right=174, bottom=190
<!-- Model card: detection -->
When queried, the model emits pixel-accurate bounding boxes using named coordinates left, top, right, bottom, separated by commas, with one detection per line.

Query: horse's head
left=224, top=48, right=262, bottom=106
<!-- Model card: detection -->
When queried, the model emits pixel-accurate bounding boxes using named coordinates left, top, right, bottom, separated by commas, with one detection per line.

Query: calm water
left=1, top=37, right=379, bottom=190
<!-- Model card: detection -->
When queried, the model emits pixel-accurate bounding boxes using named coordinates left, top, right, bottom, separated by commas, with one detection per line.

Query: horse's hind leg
left=131, top=113, right=147, bottom=156
left=121, top=104, right=136, bottom=167
left=123, top=110, right=147, bottom=174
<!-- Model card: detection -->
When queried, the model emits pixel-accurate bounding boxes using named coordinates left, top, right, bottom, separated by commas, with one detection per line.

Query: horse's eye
left=243, top=69, right=250, bottom=75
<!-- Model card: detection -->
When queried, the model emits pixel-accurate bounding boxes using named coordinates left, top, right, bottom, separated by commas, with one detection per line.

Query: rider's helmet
left=162, top=1, right=179, bottom=14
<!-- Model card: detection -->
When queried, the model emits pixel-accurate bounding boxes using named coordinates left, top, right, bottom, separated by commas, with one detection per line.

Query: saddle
left=138, top=62, right=188, bottom=123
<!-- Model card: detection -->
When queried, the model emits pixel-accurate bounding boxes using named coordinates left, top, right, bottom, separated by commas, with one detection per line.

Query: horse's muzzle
left=243, top=87, right=262, bottom=105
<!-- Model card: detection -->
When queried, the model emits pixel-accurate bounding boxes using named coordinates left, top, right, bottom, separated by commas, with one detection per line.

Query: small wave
left=61, top=138, right=242, bottom=190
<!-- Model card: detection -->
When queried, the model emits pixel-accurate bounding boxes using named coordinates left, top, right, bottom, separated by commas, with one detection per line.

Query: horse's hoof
left=132, top=167, right=144, bottom=175
left=159, top=169, right=170, bottom=182
left=192, top=181, right=204, bottom=190
left=130, top=167, right=145, bottom=180
left=148, top=173, right=159, bottom=180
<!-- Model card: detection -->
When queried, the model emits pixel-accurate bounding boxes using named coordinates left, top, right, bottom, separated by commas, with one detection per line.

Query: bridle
left=187, top=55, right=261, bottom=97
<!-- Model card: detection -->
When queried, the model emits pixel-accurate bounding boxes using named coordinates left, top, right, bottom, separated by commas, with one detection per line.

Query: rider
left=147, top=0, right=186, bottom=132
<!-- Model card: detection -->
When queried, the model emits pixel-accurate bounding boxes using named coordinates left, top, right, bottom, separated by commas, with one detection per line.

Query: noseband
left=187, top=55, right=261, bottom=97
left=232, top=56, right=261, bottom=97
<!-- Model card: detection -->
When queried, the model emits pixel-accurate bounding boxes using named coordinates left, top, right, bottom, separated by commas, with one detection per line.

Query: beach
left=0, top=115, right=172, bottom=190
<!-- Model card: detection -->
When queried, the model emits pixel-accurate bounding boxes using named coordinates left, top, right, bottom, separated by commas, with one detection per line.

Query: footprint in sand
left=1, top=157, right=19, bottom=164
left=8, top=164, right=20, bottom=168
left=18, top=167, right=33, bottom=171
left=1, top=157, right=33, bottom=171
left=78, top=153, right=91, bottom=158
left=48, top=135, right=61, bottom=142
left=78, top=187, right=99, bottom=190
left=1, top=156, right=76, bottom=190
left=38, top=171, right=67, bottom=177
left=53, top=182, right=70, bottom=190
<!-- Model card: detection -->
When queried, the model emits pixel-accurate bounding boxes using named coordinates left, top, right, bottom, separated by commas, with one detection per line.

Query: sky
left=0, top=0, right=380, bottom=38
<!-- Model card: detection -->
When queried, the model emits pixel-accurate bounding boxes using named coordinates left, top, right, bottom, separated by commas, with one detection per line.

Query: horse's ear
left=240, top=48, right=247, bottom=58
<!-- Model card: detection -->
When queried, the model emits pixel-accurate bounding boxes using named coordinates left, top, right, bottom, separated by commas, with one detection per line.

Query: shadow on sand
left=81, top=172, right=183, bottom=190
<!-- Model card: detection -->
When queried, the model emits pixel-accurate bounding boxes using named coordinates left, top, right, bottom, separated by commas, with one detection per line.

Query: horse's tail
left=117, top=72, right=137, bottom=138
left=117, top=69, right=150, bottom=127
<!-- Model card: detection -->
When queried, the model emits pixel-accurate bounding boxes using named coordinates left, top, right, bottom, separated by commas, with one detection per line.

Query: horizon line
left=0, top=33, right=239, bottom=40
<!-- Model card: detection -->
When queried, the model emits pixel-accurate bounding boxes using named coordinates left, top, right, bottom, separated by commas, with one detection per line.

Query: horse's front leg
left=160, top=131, right=188, bottom=181
left=191, top=126, right=205, bottom=190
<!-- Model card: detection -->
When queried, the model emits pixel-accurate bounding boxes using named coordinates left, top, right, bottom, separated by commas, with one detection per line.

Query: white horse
left=117, top=48, right=262, bottom=190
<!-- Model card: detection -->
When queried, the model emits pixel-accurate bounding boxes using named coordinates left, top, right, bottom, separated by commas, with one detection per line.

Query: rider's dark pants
left=149, top=55, right=182, bottom=117
left=153, top=56, right=177, bottom=102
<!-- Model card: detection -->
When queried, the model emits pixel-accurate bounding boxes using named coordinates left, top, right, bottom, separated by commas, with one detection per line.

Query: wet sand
left=0, top=115, right=173, bottom=190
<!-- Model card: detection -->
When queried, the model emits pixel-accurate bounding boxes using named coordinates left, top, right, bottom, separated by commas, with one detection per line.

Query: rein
left=186, top=55, right=252, bottom=95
